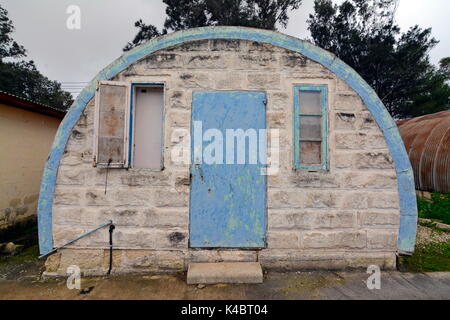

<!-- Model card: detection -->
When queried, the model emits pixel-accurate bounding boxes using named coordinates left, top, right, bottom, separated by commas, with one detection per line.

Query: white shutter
left=93, top=81, right=130, bottom=168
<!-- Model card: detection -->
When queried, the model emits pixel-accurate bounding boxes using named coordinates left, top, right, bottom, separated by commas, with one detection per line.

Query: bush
left=405, top=242, right=450, bottom=272
left=417, top=193, right=450, bottom=225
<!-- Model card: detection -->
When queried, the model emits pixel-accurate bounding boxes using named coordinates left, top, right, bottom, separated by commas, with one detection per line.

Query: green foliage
left=0, top=4, right=25, bottom=61
left=0, top=60, right=73, bottom=111
left=405, top=242, right=450, bottom=272
left=308, top=0, right=450, bottom=119
left=0, top=245, right=39, bottom=267
left=124, top=0, right=303, bottom=51
left=0, top=4, right=73, bottom=111
left=418, top=193, right=450, bottom=225
left=440, top=57, right=450, bottom=80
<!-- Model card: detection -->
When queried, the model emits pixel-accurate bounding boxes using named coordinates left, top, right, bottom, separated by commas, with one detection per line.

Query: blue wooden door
left=190, top=91, right=267, bottom=248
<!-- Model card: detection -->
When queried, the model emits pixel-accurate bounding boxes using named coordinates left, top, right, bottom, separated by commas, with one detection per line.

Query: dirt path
left=1, top=271, right=449, bottom=300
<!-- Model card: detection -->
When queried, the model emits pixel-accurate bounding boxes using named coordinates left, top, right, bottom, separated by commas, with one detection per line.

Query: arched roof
left=38, top=26, right=417, bottom=255
left=398, top=110, right=450, bottom=193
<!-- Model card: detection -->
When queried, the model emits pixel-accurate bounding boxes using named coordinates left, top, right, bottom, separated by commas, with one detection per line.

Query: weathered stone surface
left=339, top=172, right=397, bottom=189
left=187, top=250, right=257, bottom=263
left=334, top=151, right=395, bottom=170
left=335, top=112, right=377, bottom=131
left=359, top=211, right=400, bottom=226
left=214, top=72, right=245, bottom=89
left=184, top=54, right=229, bottom=69
left=167, top=90, right=189, bottom=109
left=143, top=53, right=183, bottom=69
left=304, top=191, right=338, bottom=208
left=58, top=249, right=103, bottom=274
left=114, top=228, right=188, bottom=249
left=282, top=172, right=340, bottom=188
left=85, top=189, right=113, bottom=206
left=267, top=112, right=286, bottom=128
left=267, top=231, right=300, bottom=249
left=56, top=169, right=85, bottom=186
left=167, top=40, right=209, bottom=52
left=368, top=192, right=400, bottom=209
left=121, top=172, right=170, bottom=187
left=53, top=188, right=83, bottom=206
left=268, top=210, right=312, bottom=230
left=303, top=231, right=367, bottom=249
left=153, top=190, right=189, bottom=208
left=52, top=207, right=83, bottom=225
left=120, top=250, right=184, bottom=272
left=44, top=253, right=61, bottom=273
left=114, top=188, right=154, bottom=207
left=280, top=53, right=308, bottom=68
left=177, top=72, right=212, bottom=88
left=167, top=111, right=191, bottom=128
left=237, top=54, right=278, bottom=69
left=259, top=250, right=397, bottom=270
left=340, top=192, right=369, bottom=209
left=97, top=208, right=141, bottom=227
left=334, top=94, right=366, bottom=111
left=355, top=152, right=394, bottom=169
left=312, top=211, right=357, bottom=229
left=187, top=262, right=263, bottom=284
left=247, top=73, right=281, bottom=89
left=211, top=39, right=241, bottom=51
left=268, top=190, right=306, bottom=209
left=247, top=41, right=281, bottom=53
left=141, top=208, right=188, bottom=228
left=335, top=132, right=387, bottom=150
left=367, top=230, right=398, bottom=249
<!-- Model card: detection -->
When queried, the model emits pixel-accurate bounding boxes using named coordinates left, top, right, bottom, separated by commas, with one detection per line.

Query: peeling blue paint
left=190, top=91, right=267, bottom=248
left=38, top=26, right=417, bottom=255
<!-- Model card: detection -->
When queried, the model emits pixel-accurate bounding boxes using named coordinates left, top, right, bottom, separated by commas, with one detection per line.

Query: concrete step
left=187, top=262, right=263, bottom=284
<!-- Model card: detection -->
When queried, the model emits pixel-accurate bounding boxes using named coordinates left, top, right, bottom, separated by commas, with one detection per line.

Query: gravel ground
left=416, top=224, right=450, bottom=248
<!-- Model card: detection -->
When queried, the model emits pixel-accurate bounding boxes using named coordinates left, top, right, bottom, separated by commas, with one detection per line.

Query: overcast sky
left=2, top=0, right=449, bottom=96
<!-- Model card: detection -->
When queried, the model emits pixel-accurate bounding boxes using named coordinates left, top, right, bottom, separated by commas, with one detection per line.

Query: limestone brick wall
left=48, top=40, right=400, bottom=275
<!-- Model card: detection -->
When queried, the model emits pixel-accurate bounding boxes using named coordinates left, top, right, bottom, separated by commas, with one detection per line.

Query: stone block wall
left=48, top=40, right=400, bottom=275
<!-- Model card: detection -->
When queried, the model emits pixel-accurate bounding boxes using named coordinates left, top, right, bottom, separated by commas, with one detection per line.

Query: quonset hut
left=398, top=110, right=450, bottom=193
left=38, top=27, right=417, bottom=275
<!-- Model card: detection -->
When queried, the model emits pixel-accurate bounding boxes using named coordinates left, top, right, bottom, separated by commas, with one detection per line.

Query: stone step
left=187, top=262, right=263, bottom=284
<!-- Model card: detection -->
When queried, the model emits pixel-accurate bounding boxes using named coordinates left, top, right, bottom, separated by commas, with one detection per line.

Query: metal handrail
left=39, top=220, right=113, bottom=259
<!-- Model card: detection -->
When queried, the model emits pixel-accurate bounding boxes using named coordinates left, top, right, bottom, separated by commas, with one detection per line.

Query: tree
left=439, top=57, right=450, bottom=80
left=0, top=5, right=25, bottom=61
left=0, top=4, right=73, bottom=111
left=308, top=0, right=449, bottom=119
left=0, top=60, right=73, bottom=110
left=124, top=0, right=302, bottom=51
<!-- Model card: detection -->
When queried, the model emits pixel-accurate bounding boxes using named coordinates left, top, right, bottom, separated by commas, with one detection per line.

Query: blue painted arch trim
left=38, top=26, right=417, bottom=255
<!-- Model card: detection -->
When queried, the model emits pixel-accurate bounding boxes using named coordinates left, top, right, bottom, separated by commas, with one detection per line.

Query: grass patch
left=400, top=242, right=450, bottom=273
left=0, top=245, right=39, bottom=267
left=417, top=193, right=450, bottom=225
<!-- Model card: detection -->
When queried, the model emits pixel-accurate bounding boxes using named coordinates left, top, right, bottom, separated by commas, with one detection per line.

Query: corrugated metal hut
left=398, top=110, right=450, bottom=193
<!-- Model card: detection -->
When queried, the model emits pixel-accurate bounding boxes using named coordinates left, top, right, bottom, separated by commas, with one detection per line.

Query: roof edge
left=0, top=91, right=66, bottom=119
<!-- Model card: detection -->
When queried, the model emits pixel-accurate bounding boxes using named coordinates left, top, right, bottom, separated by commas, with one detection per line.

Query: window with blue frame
left=293, top=84, right=328, bottom=170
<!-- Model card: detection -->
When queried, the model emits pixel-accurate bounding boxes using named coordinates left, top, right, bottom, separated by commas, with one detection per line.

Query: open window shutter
left=93, top=81, right=130, bottom=168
